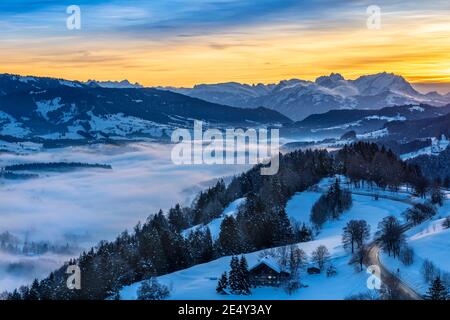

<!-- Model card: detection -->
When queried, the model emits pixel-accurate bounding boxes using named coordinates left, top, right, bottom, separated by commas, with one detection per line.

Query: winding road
left=366, top=241, right=423, bottom=300
left=355, top=191, right=424, bottom=300
left=316, top=183, right=425, bottom=299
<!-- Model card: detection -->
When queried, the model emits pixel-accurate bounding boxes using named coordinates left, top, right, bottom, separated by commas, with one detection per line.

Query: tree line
left=4, top=162, right=112, bottom=171
left=336, top=142, right=423, bottom=194
left=4, top=143, right=430, bottom=300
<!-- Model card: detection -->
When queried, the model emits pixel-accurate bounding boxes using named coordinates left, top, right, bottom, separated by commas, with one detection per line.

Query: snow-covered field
left=381, top=198, right=450, bottom=295
left=0, top=142, right=250, bottom=291
left=401, top=135, right=449, bottom=160
left=120, top=188, right=411, bottom=300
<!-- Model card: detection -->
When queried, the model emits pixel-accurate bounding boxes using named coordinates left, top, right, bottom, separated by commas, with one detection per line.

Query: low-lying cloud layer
left=0, top=141, right=249, bottom=291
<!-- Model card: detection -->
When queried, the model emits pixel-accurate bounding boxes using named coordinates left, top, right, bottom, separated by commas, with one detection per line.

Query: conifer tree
left=229, top=256, right=241, bottom=294
left=272, top=208, right=294, bottom=246
left=239, top=256, right=251, bottom=295
left=426, top=277, right=448, bottom=300
left=188, top=227, right=214, bottom=263
left=137, top=277, right=170, bottom=300
left=216, top=272, right=229, bottom=295
left=431, top=186, right=444, bottom=207
left=228, top=256, right=251, bottom=295
left=202, top=227, right=214, bottom=262
left=217, top=216, right=244, bottom=256
left=168, top=204, right=186, bottom=232
left=159, top=229, right=192, bottom=272
left=28, top=279, right=40, bottom=300
left=8, top=289, right=22, bottom=300
left=138, top=226, right=167, bottom=275
left=298, top=223, right=313, bottom=242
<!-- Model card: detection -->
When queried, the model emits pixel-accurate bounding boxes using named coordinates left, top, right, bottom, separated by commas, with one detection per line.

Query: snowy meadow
left=119, top=189, right=411, bottom=300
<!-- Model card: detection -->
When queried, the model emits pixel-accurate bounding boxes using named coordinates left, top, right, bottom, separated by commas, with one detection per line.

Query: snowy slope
left=182, top=198, right=246, bottom=240
left=401, top=135, right=449, bottom=160
left=286, top=192, right=410, bottom=252
left=380, top=198, right=450, bottom=294
left=119, top=184, right=411, bottom=300
left=0, top=74, right=290, bottom=141
left=282, top=103, right=450, bottom=140
left=168, top=73, right=450, bottom=120
left=119, top=251, right=374, bottom=300
left=285, top=191, right=321, bottom=225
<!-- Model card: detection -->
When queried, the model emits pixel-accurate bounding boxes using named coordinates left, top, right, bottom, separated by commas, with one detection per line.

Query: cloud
left=0, top=142, right=248, bottom=243
left=0, top=0, right=352, bottom=38
left=0, top=251, right=73, bottom=292
left=0, top=141, right=251, bottom=290
left=0, top=0, right=449, bottom=85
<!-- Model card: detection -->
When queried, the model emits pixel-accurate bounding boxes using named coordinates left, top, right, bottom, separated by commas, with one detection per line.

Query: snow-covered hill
left=0, top=74, right=290, bottom=141
left=381, top=197, right=450, bottom=295
left=282, top=104, right=450, bottom=139
left=119, top=179, right=412, bottom=300
left=167, top=72, right=450, bottom=120
left=384, top=111, right=450, bottom=141
left=401, top=135, right=450, bottom=160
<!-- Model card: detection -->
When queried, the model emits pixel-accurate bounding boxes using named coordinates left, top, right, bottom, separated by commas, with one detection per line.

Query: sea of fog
left=0, top=141, right=251, bottom=291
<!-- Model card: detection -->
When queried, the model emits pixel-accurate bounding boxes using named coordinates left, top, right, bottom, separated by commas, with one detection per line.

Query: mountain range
left=2, top=72, right=450, bottom=146
left=86, top=79, right=144, bottom=89
left=166, top=72, right=450, bottom=120
left=282, top=103, right=450, bottom=139
left=384, top=111, right=450, bottom=141
left=0, top=74, right=289, bottom=141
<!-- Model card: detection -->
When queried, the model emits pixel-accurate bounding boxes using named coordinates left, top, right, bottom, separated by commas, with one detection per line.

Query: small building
left=431, top=134, right=449, bottom=154
left=249, top=256, right=290, bottom=287
left=307, top=267, right=321, bottom=274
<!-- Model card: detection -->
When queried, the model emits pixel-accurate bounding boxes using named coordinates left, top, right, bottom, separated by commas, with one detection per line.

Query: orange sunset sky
left=0, top=0, right=449, bottom=92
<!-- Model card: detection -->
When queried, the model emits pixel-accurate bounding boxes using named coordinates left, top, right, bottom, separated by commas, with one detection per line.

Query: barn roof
left=249, top=256, right=288, bottom=274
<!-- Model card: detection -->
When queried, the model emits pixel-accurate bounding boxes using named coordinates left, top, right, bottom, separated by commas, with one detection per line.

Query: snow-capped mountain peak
left=0, top=73, right=289, bottom=140
left=86, top=79, right=144, bottom=89
left=315, top=73, right=345, bottom=87
left=353, top=72, right=418, bottom=96
left=167, top=72, right=449, bottom=120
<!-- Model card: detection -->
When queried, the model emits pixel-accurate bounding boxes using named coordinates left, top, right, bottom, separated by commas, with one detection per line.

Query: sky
left=0, top=0, right=449, bottom=89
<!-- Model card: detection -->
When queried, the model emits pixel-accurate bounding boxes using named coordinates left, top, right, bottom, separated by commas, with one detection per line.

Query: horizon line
left=2, top=70, right=450, bottom=95
left=3, top=70, right=450, bottom=86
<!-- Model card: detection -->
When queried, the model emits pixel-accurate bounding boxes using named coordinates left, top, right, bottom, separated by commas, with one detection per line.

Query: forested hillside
left=5, top=143, right=426, bottom=300
left=408, top=148, right=450, bottom=183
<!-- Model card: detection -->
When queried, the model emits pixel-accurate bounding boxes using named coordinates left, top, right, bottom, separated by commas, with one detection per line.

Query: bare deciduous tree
left=377, top=216, right=405, bottom=258
left=421, top=259, right=439, bottom=284
left=349, top=245, right=369, bottom=272
left=312, top=245, right=330, bottom=271
left=342, top=220, right=370, bottom=253
left=400, top=246, right=414, bottom=266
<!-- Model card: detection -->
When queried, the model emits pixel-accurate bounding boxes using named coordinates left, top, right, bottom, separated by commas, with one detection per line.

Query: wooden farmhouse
left=249, top=256, right=290, bottom=287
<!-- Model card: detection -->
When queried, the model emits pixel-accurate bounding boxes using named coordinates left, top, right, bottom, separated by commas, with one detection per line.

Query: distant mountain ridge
left=0, top=74, right=290, bottom=141
left=166, top=72, right=450, bottom=120
left=283, top=104, right=450, bottom=138
left=86, top=79, right=144, bottom=89
left=384, top=111, right=450, bottom=141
